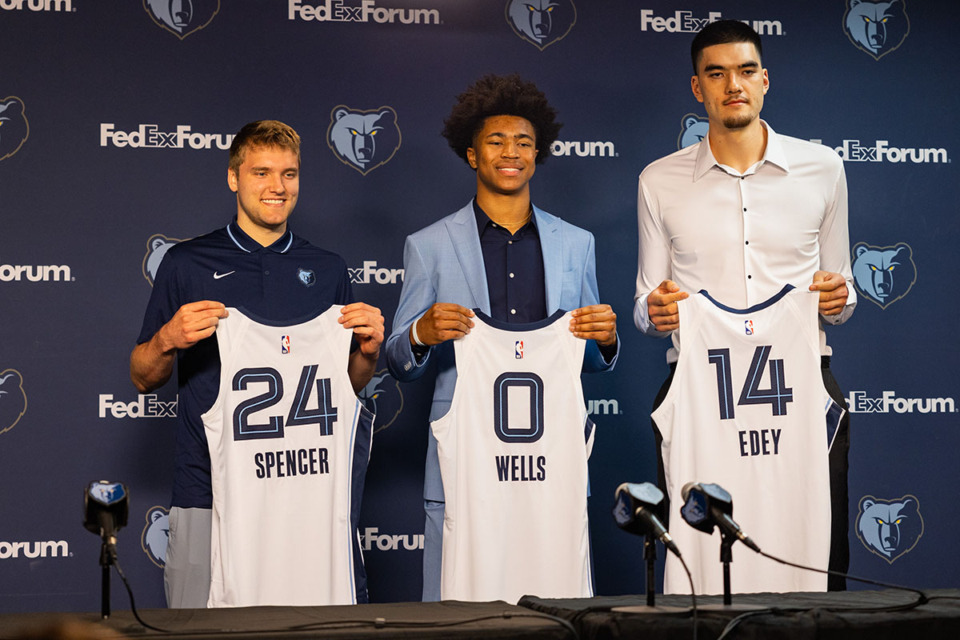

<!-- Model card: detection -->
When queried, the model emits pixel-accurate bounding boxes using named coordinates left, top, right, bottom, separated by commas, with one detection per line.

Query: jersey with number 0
left=201, top=306, right=373, bottom=607
left=433, top=310, right=595, bottom=603
left=654, top=287, right=841, bottom=595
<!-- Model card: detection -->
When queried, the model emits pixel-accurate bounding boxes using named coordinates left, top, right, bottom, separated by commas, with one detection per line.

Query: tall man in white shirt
left=634, top=20, right=856, bottom=590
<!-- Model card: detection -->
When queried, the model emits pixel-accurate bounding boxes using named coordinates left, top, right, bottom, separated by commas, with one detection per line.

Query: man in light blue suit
left=385, top=74, right=619, bottom=601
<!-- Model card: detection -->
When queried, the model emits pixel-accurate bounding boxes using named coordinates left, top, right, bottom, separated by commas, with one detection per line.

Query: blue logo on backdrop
left=142, top=234, right=183, bottom=286
left=851, top=242, right=916, bottom=309
left=0, top=369, right=27, bottom=436
left=678, top=113, right=709, bottom=149
left=144, top=0, right=220, bottom=40
left=141, top=506, right=169, bottom=568
left=843, top=0, right=910, bottom=60
left=0, top=96, right=29, bottom=162
left=297, top=268, right=316, bottom=287
left=326, top=106, right=401, bottom=175
left=359, top=369, right=403, bottom=431
left=506, top=0, right=576, bottom=50
left=856, top=495, right=923, bottom=563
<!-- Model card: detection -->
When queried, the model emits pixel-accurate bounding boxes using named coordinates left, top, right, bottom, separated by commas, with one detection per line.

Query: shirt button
left=745, top=240, right=750, bottom=245
left=747, top=275, right=752, bottom=279
left=510, top=309, right=517, bottom=315
left=508, top=240, right=513, bottom=245
left=264, top=270, right=271, bottom=275
left=743, top=207, right=747, bottom=212
left=509, top=273, right=515, bottom=278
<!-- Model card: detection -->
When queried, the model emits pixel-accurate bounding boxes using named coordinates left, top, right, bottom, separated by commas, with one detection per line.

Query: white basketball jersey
left=432, top=310, right=595, bottom=603
left=653, top=287, right=840, bottom=595
left=202, top=306, right=373, bottom=607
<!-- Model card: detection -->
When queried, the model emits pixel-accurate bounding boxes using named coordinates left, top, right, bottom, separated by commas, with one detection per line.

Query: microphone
left=680, top=482, right=760, bottom=553
left=613, top=482, right=681, bottom=557
left=83, top=481, right=129, bottom=544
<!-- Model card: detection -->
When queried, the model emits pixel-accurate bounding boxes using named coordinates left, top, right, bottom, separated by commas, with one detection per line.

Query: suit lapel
left=535, top=206, right=563, bottom=313
left=444, top=203, right=491, bottom=314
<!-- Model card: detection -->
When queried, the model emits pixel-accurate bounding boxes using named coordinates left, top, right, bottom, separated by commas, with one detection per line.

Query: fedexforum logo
left=99, top=394, right=178, bottom=419
left=100, top=124, right=234, bottom=150
left=0, top=96, right=29, bottom=162
left=639, top=9, right=784, bottom=35
left=0, top=540, right=69, bottom=559
left=843, top=0, right=909, bottom=60
left=587, top=398, right=621, bottom=416
left=288, top=0, right=440, bottom=24
left=349, top=261, right=403, bottom=285
left=506, top=0, right=576, bottom=50
left=811, top=138, right=949, bottom=164
left=845, top=390, right=956, bottom=414
left=0, top=264, right=72, bottom=282
left=143, top=0, right=220, bottom=39
left=361, top=527, right=423, bottom=551
left=0, top=0, right=72, bottom=11
left=550, top=140, right=617, bottom=158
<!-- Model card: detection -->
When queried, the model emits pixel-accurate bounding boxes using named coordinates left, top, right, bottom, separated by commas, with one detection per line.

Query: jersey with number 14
left=433, top=310, right=595, bottom=603
left=201, top=306, right=373, bottom=607
left=654, top=286, right=841, bottom=595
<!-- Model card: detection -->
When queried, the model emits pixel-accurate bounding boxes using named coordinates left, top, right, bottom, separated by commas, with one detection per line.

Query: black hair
left=691, top=20, right=763, bottom=74
left=442, top=73, right=562, bottom=165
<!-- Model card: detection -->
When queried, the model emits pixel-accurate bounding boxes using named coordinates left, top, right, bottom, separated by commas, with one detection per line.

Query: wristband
left=410, top=315, right=427, bottom=347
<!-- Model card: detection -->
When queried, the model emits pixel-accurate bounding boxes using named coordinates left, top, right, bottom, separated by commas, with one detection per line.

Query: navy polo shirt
left=473, top=201, right=547, bottom=323
left=137, top=220, right=353, bottom=509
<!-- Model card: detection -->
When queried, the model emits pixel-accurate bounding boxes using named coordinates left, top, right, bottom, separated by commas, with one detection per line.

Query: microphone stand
left=719, top=532, right=735, bottom=606
left=643, top=535, right=656, bottom=606
left=99, top=536, right=116, bottom=619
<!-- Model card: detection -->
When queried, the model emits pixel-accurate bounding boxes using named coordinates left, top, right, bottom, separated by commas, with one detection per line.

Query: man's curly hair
left=442, top=74, right=562, bottom=165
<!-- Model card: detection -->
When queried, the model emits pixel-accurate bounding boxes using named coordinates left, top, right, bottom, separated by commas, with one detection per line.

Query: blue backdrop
left=1, top=0, right=956, bottom=612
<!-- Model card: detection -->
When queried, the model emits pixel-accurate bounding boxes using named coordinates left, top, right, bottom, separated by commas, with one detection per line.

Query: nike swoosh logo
left=213, top=271, right=236, bottom=280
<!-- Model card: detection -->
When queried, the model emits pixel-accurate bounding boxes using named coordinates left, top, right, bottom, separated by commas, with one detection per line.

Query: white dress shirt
left=634, top=122, right=856, bottom=362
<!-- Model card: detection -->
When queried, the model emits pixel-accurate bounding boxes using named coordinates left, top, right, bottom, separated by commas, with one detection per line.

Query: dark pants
left=651, top=356, right=850, bottom=590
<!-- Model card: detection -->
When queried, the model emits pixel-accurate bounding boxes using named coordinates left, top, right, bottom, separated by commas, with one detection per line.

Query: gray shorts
left=164, top=506, right=211, bottom=608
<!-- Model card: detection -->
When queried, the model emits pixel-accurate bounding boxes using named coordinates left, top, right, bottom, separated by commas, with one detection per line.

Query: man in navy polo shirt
left=384, top=74, right=619, bottom=601
left=130, top=120, right=384, bottom=608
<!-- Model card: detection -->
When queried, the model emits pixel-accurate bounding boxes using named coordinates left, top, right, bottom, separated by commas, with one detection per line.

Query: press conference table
left=1, top=590, right=958, bottom=639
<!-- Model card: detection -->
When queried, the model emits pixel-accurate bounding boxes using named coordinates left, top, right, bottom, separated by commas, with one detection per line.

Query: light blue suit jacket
left=385, top=200, right=618, bottom=501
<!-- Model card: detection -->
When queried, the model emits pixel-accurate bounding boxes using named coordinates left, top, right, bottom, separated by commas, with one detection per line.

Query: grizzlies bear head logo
left=140, top=506, right=170, bottom=568
left=856, top=495, right=923, bottom=563
left=358, top=369, right=404, bottom=432
left=142, top=234, right=183, bottom=286
left=851, top=242, right=916, bottom=309
left=678, top=114, right=709, bottom=149
left=327, top=106, right=402, bottom=176
left=843, top=0, right=910, bottom=60
left=506, top=0, right=577, bottom=51
left=297, top=268, right=316, bottom=287
left=0, top=96, right=30, bottom=162
left=0, top=369, right=27, bottom=436
left=144, top=0, right=220, bottom=40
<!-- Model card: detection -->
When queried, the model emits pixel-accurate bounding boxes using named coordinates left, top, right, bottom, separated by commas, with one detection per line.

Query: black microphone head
left=680, top=482, right=732, bottom=533
left=83, top=481, right=128, bottom=538
left=613, top=482, right=665, bottom=535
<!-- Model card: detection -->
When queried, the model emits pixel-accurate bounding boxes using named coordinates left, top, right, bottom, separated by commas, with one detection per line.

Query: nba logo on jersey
left=744, top=320, right=754, bottom=335
left=515, top=340, right=524, bottom=359
left=281, top=335, right=291, bottom=354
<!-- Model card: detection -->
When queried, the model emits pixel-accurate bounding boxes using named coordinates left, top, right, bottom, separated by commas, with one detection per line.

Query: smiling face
left=691, top=41, right=769, bottom=133
left=466, top=115, right=538, bottom=200
left=227, top=144, right=300, bottom=244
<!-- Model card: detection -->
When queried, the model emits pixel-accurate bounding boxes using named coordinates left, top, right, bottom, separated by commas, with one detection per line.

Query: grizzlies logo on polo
left=506, top=0, right=577, bottom=51
left=678, top=113, right=709, bottom=149
left=851, top=241, right=916, bottom=309
left=0, top=96, right=29, bottom=162
left=142, top=234, right=184, bottom=286
left=843, top=0, right=910, bottom=60
left=141, top=506, right=170, bottom=568
left=327, top=105, right=401, bottom=176
left=856, top=495, right=923, bottom=563
left=0, top=369, right=27, bottom=436
left=358, top=369, right=404, bottom=432
left=143, top=0, right=220, bottom=40
left=297, top=267, right=316, bottom=287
